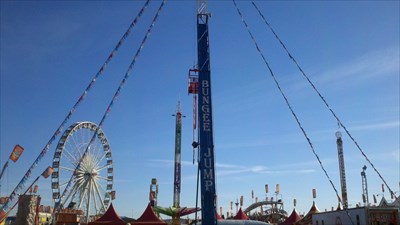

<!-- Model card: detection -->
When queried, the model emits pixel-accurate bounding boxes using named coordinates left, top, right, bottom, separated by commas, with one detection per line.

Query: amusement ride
left=0, top=0, right=398, bottom=224
left=51, top=121, right=114, bottom=220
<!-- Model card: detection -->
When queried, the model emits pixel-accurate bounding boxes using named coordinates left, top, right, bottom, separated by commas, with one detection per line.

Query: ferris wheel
left=51, top=121, right=114, bottom=220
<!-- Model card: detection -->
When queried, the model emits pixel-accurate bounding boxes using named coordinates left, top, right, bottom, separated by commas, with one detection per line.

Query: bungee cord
left=232, top=1, right=355, bottom=224
left=250, top=0, right=396, bottom=199
left=0, top=0, right=151, bottom=214
left=57, top=0, right=167, bottom=212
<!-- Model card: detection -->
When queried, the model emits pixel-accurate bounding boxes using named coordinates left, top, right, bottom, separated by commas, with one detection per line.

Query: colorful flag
left=10, top=145, right=24, bottom=162
left=0, top=197, right=7, bottom=204
left=0, top=209, right=5, bottom=222
left=276, top=184, right=280, bottom=193
left=240, top=196, right=243, bottom=206
left=312, top=189, right=317, bottom=199
left=265, top=184, right=268, bottom=193
left=41, top=167, right=54, bottom=179
left=33, top=185, right=38, bottom=193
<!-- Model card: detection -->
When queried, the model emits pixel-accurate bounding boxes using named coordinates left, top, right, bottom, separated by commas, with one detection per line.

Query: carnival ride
left=153, top=101, right=200, bottom=225
left=0, top=0, right=398, bottom=224
left=244, top=200, right=287, bottom=224
left=51, top=121, right=114, bottom=221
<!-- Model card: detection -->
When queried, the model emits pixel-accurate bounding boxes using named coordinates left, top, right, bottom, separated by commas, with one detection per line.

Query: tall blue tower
left=196, top=1, right=217, bottom=224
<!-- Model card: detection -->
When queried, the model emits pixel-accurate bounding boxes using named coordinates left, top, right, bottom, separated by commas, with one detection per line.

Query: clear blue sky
left=1, top=0, right=399, bottom=219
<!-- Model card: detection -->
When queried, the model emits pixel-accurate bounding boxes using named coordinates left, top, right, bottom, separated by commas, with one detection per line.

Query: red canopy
left=132, top=203, right=167, bottom=225
left=279, top=208, right=301, bottom=225
left=294, top=201, right=319, bottom=225
left=88, top=203, right=125, bottom=225
left=233, top=208, right=248, bottom=220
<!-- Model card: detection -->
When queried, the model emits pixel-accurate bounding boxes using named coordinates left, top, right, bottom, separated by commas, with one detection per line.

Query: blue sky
left=1, top=0, right=399, bottom=219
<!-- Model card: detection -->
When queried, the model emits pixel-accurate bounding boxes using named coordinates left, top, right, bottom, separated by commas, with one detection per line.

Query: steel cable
left=57, top=0, right=167, bottom=211
left=0, top=0, right=151, bottom=214
left=232, top=1, right=355, bottom=224
left=251, top=0, right=396, bottom=199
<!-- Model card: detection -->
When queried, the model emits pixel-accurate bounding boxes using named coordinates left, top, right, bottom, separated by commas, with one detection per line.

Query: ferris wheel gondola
left=51, top=121, right=114, bottom=221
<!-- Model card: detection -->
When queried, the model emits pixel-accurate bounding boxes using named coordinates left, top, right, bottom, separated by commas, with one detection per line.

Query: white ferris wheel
left=51, top=121, right=114, bottom=220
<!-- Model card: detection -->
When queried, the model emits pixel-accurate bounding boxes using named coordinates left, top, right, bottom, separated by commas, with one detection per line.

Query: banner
left=41, top=167, right=54, bottom=179
left=0, top=197, right=7, bottom=205
left=0, top=209, right=5, bottom=222
left=10, top=145, right=24, bottom=162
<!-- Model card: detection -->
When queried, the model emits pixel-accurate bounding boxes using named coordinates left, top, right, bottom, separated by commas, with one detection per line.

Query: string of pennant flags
left=0, top=166, right=54, bottom=223
left=58, top=0, right=166, bottom=208
left=232, top=1, right=358, bottom=224
left=0, top=0, right=151, bottom=213
left=250, top=0, right=395, bottom=199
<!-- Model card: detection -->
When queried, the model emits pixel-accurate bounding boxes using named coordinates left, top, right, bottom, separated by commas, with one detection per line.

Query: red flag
left=0, top=209, right=6, bottom=222
left=0, top=197, right=7, bottom=204
left=10, top=145, right=24, bottom=162
left=41, top=167, right=54, bottom=179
